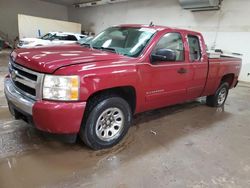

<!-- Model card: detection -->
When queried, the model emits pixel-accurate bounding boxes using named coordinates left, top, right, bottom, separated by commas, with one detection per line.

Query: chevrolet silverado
left=4, top=24, right=242, bottom=150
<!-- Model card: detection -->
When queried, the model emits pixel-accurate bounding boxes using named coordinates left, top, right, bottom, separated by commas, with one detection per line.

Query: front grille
left=9, top=59, right=44, bottom=100
left=15, top=67, right=37, bottom=81
left=14, top=81, right=36, bottom=96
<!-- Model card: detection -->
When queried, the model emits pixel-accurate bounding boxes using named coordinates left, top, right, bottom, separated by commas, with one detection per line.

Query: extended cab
left=4, top=25, right=242, bottom=150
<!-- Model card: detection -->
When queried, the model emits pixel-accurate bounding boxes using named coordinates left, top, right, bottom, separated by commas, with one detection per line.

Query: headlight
left=43, top=75, right=80, bottom=101
left=22, top=41, right=35, bottom=45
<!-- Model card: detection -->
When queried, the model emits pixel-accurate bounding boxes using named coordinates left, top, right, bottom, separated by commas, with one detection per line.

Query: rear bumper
left=4, top=77, right=86, bottom=134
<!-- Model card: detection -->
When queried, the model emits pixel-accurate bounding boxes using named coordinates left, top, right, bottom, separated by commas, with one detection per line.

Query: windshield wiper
left=81, top=43, right=92, bottom=48
left=93, top=46, right=118, bottom=54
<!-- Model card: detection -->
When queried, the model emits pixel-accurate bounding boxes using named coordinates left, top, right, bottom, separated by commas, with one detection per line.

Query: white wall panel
left=18, top=14, right=81, bottom=38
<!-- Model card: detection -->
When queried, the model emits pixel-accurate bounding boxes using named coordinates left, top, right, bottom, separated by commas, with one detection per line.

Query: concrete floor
left=0, top=50, right=250, bottom=188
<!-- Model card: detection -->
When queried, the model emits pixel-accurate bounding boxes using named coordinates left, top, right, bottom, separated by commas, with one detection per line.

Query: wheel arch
left=86, top=86, right=137, bottom=114
left=221, top=73, right=235, bottom=88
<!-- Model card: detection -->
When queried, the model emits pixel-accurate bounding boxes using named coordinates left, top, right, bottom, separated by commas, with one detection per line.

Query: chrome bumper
left=4, top=78, right=35, bottom=115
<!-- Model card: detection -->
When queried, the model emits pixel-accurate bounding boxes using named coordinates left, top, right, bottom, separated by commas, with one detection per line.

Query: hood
left=11, top=45, right=127, bottom=73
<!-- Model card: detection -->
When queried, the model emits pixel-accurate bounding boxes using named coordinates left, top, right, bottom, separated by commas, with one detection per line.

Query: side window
left=53, top=35, right=66, bottom=40
left=66, top=35, right=78, bottom=41
left=153, top=33, right=184, bottom=61
left=188, top=35, right=201, bottom=61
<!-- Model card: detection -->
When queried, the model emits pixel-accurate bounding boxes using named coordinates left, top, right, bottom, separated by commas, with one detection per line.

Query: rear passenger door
left=186, top=34, right=208, bottom=99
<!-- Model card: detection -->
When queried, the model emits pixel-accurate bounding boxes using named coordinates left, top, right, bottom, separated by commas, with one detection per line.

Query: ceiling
left=40, top=0, right=98, bottom=6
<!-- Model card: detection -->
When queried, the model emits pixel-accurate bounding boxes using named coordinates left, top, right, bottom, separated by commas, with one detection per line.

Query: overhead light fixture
left=74, top=0, right=128, bottom=8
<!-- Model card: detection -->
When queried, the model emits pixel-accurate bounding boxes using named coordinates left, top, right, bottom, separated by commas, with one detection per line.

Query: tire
left=206, top=82, right=229, bottom=107
left=79, top=94, right=132, bottom=150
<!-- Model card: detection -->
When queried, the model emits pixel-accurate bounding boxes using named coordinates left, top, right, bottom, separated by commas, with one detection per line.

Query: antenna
left=149, top=22, right=154, bottom=27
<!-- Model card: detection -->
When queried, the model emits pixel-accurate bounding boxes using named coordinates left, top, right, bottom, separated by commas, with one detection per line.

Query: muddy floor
left=0, top=50, right=250, bottom=188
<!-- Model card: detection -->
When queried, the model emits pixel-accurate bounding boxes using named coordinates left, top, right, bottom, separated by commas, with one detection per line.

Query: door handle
left=177, top=68, right=188, bottom=74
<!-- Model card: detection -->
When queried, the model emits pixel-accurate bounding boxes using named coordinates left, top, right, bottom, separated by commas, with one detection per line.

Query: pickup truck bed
left=203, top=56, right=241, bottom=96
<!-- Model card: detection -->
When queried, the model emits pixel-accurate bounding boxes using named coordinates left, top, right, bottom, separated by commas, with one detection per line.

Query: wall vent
left=179, top=0, right=222, bottom=12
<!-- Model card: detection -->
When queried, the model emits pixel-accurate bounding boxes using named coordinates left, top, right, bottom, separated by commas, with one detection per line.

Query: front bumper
left=33, top=101, right=86, bottom=134
left=4, top=78, right=34, bottom=115
left=4, top=77, right=86, bottom=134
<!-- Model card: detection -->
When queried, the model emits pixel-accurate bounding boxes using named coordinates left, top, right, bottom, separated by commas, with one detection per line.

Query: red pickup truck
left=4, top=24, right=241, bottom=150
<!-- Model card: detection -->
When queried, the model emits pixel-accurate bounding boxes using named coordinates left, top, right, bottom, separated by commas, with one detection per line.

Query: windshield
left=40, top=33, right=78, bottom=41
left=40, top=33, right=54, bottom=40
left=78, top=36, right=94, bottom=45
left=89, top=27, right=156, bottom=57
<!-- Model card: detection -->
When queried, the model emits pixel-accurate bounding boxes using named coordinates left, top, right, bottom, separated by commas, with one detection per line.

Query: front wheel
left=206, top=82, right=229, bottom=107
left=79, top=95, right=132, bottom=150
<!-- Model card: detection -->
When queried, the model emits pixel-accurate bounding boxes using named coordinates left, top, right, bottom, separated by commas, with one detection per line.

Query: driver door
left=141, top=32, right=190, bottom=110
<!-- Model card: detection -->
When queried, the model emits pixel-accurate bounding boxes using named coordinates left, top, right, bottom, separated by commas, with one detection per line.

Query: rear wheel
left=206, top=82, right=229, bottom=107
left=79, top=94, right=132, bottom=150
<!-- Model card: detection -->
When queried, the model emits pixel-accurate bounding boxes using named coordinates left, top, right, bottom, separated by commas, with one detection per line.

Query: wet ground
left=0, top=50, right=250, bottom=188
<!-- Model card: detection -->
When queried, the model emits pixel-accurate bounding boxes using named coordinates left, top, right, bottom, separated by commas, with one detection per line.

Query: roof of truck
left=116, top=24, right=201, bottom=35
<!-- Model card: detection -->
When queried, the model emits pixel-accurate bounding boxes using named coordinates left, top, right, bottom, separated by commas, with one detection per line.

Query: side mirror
left=151, top=49, right=176, bottom=62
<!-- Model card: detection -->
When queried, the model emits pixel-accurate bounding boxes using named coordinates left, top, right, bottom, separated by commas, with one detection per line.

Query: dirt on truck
left=4, top=24, right=242, bottom=150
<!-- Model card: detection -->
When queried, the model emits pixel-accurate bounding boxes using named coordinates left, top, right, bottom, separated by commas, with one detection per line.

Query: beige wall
left=18, top=14, right=81, bottom=38
left=0, top=0, right=68, bottom=41
left=68, top=0, right=250, bottom=82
